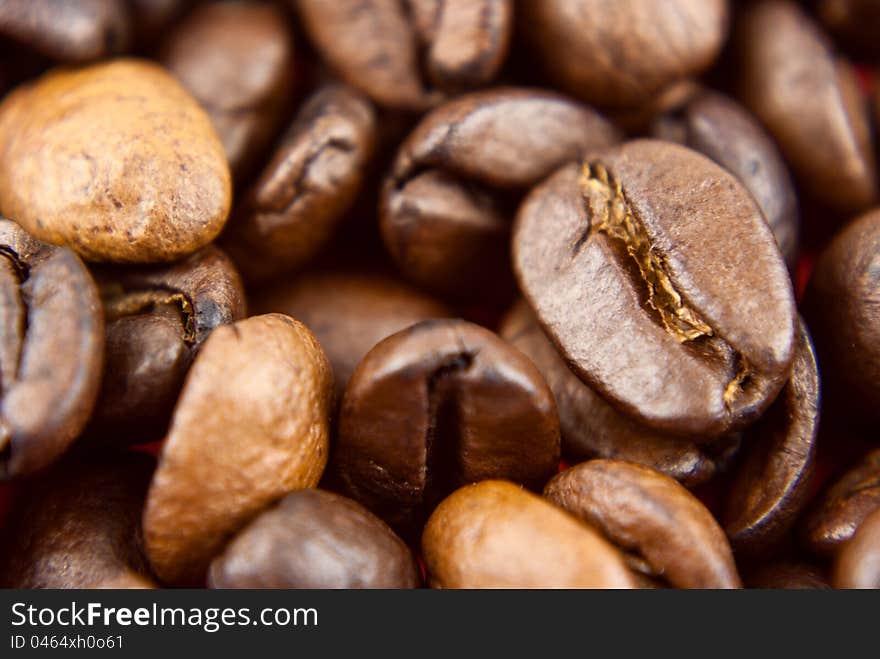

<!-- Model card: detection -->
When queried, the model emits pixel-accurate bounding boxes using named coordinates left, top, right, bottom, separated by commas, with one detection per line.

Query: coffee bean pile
left=0, top=0, right=878, bottom=589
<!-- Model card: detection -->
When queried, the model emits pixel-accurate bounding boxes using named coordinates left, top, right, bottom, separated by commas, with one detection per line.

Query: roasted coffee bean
left=254, top=271, right=449, bottom=400
left=130, top=0, right=189, bottom=45
left=499, top=300, right=741, bottom=488
left=422, top=480, right=637, bottom=588
left=519, top=0, right=728, bottom=110
left=87, top=246, right=246, bottom=444
left=0, top=218, right=103, bottom=478
left=381, top=88, right=619, bottom=299
left=650, top=89, right=800, bottom=267
left=0, top=59, right=231, bottom=263
left=803, top=209, right=880, bottom=420
left=222, top=85, right=376, bottom=282
left=513, top=140, right=796, bottom=438
left=336, top=319, right=560, bottom=532
left=546, top=460, right=741, bottom=588
left=736, top=0, right=877, bottom=214
left=817, top=0, right=880, bottom=61
left=0, top=451, right=155, bottom=589
left=143, top=314, right=333, bottom=584
left=745, top=561, right=832, bottom=589
left=800, top=448, right=880, bottom=558
left=162, top=1, right=295, bottom=180
left=0, top=0, right=131, bottom=62
left=294, top=0, right=512, bottom=110
left=208, top=489, right=420, bottom=589
left=833, top=507, right=880, bottom=589
left=724, top=318, right=820, bottom=558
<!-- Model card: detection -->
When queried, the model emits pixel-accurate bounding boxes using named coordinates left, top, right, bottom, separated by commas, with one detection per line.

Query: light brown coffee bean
left=253, top=270, right=450, bottom=400
left=162, top=1, right=295, bottom=180
left=801, top=448, right=880, bottom=558
left=208, top=489, right=420, bottom=589
left=0, top=218, right=103, bottom=478
left=724, top=317, right=820, bottom=558
left=336, top=319, right=560, bottom=533
left=736, top=0, right=877, bottom=214
left=513, top=140, right=796, bottom=438
left=142, top=313, right=333, bottom=584
left=0, top=451, right=155, bottom=589
left=519, top=0, right=728, bottom=110
left=222, top=85, right=376, bottom=282
left=833, top=507, right=880, bottom=589
left=294, top=0, right=512, bottom=110
left=0, top=0, right=131, bottom=62
left=422, top=480, right=637, bottom=588
left=498, top=300, right=740, bottom=488
left=545, top=460, right=742, bottom=588
left=87, top=245, right=247, bottom=444
left=0, top=59, right=231, bottom=263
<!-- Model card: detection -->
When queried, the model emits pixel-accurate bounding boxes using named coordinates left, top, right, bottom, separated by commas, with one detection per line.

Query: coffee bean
left=87, top=245, right=247, bottom=444
left=546, top=460, right=742, bottom=588
left=254, top=270, right=450, bottom=401
left=499, top=299, right=741, bottom=488
left=0, top=0, right=131, bottom=62
left=130, top=0, right=188, bottom=46
left=208, top=489, right=420, bottom=589
left=336, top=319, right=560, bottom=532
left=650, top=89, right=800, bottom=268
left=745, top=561, right=831, bottom=589
left=0, top=450, right=155, bottom=588
left=800, top=448, right=880, bottom=558
left=422, top=480, right=637, bottom=588
left=513, top=140, right=796, bottom=438
left=162, top=1, right=295, bottom=181
left=0, top=59, right=231, bottom=263
left=222, top=85, right=376, bottom=282
left=519, top=0, right=728, bottom=110
left=294, top=0, right=512, bottom=110
left=0, top=218, right=103, bottom=478
left=142, top=314, right=333, bottom=584
left=736, top=0, right=878, bottom=214
left=724, top=317, right=820, bottom=558
left=833, top=507, right=880, bottom=589
left=803, top=209, right=880, bottom=420
left=817, top=0, right=880, bottom=61
left=381, top=88, right=619, bottom=299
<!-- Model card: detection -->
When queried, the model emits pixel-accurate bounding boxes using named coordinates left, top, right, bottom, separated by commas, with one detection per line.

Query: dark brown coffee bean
left=130, top=0, right=189, bottom=45
left=294, top=0, right=512, bottom=110
left=745, top=561, right=831, bottom=589
left=513, top=140, right=796, bottom=438
left=0, top=0, right=131, bottom=62
left=143, top=314, right=333, bottom=585
left=0, top=218, right=103, bottom=479
left=423, top=480, right=637, bottom=588
left=800, top=448, right=880, bottom=558
left=519, top=0, right=728, bottom=110
left=162, top=1, right=295, bottom=181
left=222, top=85, right=376, bottom=282
left=833, top=507, right=880, bottom=589
left=736, top=0, right=877, bottom=214
left=723, top=317, right=820, bottom=558
left=87, top=246, right=246, bottom=444
left=254, top=271, right=449, bottom=401
left=208, top=489, right=420, bottom=589
left=336, top=319, right=560, bottom=532
left=0, top=450, right=155, bottom=588
left=545, top=460, right=742, bottom=588
left=817, top=0, right=880, bottom=61
left=381, top=88, right=619, bottom=299
left=803, top=209, right=880, bottom=420
left=0, top=59, right=232, bottom=263
left=499, top=299, right=741, bottom=488
left=650, top=89, right=800, bottom=268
